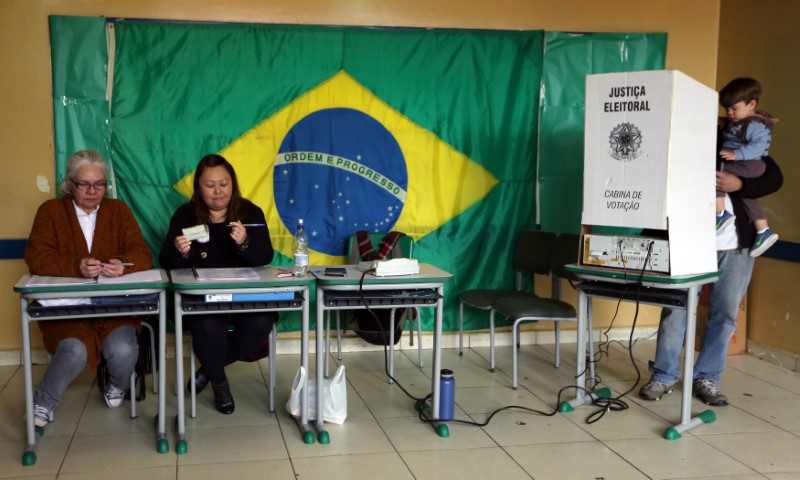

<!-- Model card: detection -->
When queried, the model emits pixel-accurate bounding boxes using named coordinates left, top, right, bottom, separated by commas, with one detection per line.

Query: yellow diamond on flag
left=174, top=70, right=498, bottom=264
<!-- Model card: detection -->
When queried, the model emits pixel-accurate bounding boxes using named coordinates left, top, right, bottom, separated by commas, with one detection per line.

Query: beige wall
left=0, top=0, right=721, bottom=353
left=717, top=0, right=800, bottom=357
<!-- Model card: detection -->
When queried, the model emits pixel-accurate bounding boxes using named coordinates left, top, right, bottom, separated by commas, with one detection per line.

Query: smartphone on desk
left=324, top=267, right=347, bottom=277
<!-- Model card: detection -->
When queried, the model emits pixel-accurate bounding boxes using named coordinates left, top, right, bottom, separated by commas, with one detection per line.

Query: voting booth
left=580, top=70, right=718, bottom=276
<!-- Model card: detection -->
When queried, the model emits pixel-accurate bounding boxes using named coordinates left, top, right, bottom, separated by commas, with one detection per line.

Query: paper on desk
left=37, top=298, right=93, bottom=306
left=26, top=269, right=162, bottom=287
left=26, top=275, right=95, bottom=287
left=97, top=269, right=163, bottom=284
left=193, top=267, right=260, bottom=281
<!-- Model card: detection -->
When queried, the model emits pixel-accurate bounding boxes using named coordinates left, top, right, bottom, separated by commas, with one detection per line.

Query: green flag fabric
left=538, top=32, right=667, bottom=234
left=50, top=17, right=666, bottom=333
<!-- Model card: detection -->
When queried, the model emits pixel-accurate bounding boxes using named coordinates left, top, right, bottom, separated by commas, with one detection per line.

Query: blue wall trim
left=0, top=240, right=27, bottom=260
left=762, top=239, right=800, bottom=263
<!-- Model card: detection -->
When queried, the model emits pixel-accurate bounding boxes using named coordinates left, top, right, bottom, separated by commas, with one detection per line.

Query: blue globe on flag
left=274, top=108, right=409, bottom=256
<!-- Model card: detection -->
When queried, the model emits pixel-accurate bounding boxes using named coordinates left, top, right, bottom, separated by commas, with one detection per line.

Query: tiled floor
left=1, top=338, right=800, bottom=479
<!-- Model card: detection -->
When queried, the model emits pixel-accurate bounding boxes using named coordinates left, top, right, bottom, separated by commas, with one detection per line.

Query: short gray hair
left=59, top=150, right=109, bottom=196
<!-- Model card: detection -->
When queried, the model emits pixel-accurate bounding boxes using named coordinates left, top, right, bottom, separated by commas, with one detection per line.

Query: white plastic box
left=581, top=70, right=718, bottom=276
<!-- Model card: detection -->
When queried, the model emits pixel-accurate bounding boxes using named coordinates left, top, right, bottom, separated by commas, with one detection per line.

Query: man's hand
left=716, top=171, right=743, bottom=193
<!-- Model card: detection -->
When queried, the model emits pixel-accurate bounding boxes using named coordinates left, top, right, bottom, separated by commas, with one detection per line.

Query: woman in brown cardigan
left=24, top=150, right=152, bottom=428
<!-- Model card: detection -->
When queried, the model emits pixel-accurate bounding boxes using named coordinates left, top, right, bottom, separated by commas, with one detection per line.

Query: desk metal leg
left=174, top=292, right=188, bottom=454
left=388, top=308, right=396, bottom=384
left=156, top=291, right=169, bottom=453
left=415, top=285, right=449, bottom=437
left=315, top=287, right=329, bottom=444
left=559, top=292, right=611, bottom=413
left=21, top=300, right=37, bottom=466
left=297, top=286, right=314, bottom=444
left=664, top=284, right=716, bottom=440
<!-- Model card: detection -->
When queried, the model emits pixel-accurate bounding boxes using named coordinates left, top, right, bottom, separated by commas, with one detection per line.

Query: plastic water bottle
left=439, top=369, right=455, bottom=420
left=293, top=219, right=309, bottom=277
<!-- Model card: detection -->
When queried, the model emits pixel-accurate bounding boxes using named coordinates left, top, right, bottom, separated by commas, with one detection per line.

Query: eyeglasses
left=71, top=179, right=108, bottom=191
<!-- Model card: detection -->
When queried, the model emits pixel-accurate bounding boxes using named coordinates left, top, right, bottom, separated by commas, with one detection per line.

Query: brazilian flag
left=50, top=17, right=665, bottom=332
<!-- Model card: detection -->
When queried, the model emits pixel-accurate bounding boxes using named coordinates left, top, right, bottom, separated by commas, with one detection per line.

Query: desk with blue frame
left=168, top=267, right=313, bottom=451
left=559, top=264, right=719, bottom=439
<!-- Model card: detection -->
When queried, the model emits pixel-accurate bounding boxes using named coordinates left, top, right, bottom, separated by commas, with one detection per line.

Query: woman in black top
left=160, top=154, right=276, bottom=414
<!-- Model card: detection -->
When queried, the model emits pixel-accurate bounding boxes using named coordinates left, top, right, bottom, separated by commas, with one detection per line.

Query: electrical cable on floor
left=580, top=240, right=655, bottom=424
left=352, top=242, right=656, bottom=428
left=354, top=270, right=582, bottom=429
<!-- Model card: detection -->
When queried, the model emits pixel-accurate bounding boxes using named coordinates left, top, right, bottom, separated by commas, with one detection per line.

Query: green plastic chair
left=490, top=232, right=583, bottom=389
left=458, top=230, right=557, bottom=371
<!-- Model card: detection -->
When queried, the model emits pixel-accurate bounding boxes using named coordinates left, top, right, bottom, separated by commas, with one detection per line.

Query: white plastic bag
left=286, top=365, right=347, bottom=424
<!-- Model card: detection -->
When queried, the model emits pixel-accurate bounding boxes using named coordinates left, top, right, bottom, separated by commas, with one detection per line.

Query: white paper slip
left=182, top=224, right=210, bottom=243
left=205, top=293, right=234, bottom=302
left=37, top=298, right=93, bottom=306
left=193, top=267, right=260, bottom=281
left=26, top=275, right=95, bottom=287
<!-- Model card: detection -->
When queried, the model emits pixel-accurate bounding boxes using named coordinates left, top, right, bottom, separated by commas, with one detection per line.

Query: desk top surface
left=169, top=267, right=313, bottom=290
left=312, top=263, right=452, bottom=285
left=14, top=269, right=169, bottom=294
left=565, top=264, right=719, bottom=286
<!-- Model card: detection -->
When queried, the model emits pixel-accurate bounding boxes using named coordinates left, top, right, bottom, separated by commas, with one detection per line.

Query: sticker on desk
left=182, top=224, right=210, bottom=243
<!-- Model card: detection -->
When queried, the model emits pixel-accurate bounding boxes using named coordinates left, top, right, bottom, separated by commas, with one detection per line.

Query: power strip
left=581, top=234, right=670, bottom=274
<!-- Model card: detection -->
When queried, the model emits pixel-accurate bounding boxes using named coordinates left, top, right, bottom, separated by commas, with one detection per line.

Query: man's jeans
left=650, top=249, right=754, bottom=386
left=34, top=325, right=138, bottom=411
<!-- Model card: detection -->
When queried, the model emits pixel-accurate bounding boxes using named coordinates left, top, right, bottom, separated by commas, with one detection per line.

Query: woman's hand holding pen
left=228, top=221, right=248, bottom=245
left=175, top=234, right=191, bottom=258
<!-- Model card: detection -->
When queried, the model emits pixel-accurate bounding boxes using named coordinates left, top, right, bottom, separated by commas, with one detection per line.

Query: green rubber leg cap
left=415, top=399, right=429, bottom=413
left=594, top=387, right=612, bottom=398
left=22, top=451, right=36, bottom=467
left=698, top=410, right=717, bottom=424
left=436, top=424, right=450, bottom=437
left=302, top=430, right=315, bottom=445
left=176, top=439, right=188, bottom=455
left=664, top=426, right=681, bottom=441
left=156, top=438, right=169, bottom=454
left=35, top=426, right=45, bottom=437
left=558, top=401, right=575, bottom=413
left=318, top=431, right=330, bottom=444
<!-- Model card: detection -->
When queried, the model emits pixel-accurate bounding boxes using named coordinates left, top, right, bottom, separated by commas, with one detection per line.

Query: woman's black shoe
left=211, top=380, right=235, bottom=414
left=188, top=368, right=210, bottom=394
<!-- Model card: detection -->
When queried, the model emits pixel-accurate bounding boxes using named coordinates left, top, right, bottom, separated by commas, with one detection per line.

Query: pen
left=99, top=262, right=134, bottom=267
left=192, top=267, right=199, bottom=280
left=239, top=223, right=267, bottom=227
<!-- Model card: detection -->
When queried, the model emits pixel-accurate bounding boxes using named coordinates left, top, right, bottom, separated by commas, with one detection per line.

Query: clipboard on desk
left=191, top=267, right=259, bottom=281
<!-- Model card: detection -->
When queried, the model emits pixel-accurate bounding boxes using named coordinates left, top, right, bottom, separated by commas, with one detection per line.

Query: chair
left=490, top=232, right=583, bottom=389
left=458, top=230, right=557, bottom=371
left=324, top=233, right=423, bottom=379
left=186, top=323, right=278, bottom=418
